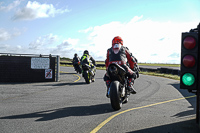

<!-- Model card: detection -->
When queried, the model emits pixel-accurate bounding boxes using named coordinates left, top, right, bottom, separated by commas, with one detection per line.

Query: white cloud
left=0, top=43, right=24, bottom=54
left=50, top=38, right=79, bottom=55
left=80, top=16, right=198, bottom=63
left=29, top=33, right=58, bottom=49
left=25, top=34, right=80, bottom=56
left=13, top=1, right=70, bottom=20
left=0, top=32, right=80, bottom=56
left=78, top=27, right=93, bottom=33
left=2, top=14, right=198, bottom=63
left=66, top=38, right=79, bottom=45
left=0, top=28, right=22, bottom=41
left=0, top=0, right=21, bottom=12
left=0, top=29, right=11, bottom=41
left=0, top=44, right=9, bottom=49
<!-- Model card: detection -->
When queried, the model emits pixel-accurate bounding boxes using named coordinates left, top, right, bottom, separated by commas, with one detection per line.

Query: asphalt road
left=0, top=66, right=199, bottom=133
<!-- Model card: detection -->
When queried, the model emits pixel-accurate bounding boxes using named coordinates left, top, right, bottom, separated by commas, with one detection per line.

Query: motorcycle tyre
left=75, top=69, right=79, bottom=74
left=78, top=67, right=82, bottom=74
left=110, top=81, right=122, bottom=110
left=83, top=71, right=91, bottom=84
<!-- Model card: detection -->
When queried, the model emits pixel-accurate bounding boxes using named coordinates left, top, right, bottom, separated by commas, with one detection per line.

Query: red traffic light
left=183, top=55, right=196, bottom=68
left=183, top=37, right=196, bottom=49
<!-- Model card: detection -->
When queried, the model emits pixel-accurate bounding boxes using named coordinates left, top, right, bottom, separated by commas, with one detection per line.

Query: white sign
left=31, top=58, right=50, bottom=69
left=45, top=69, right=52, bottom=79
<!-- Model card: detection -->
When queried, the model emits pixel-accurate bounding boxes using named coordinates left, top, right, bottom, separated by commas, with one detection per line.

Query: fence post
left=56, top=55, right=60, bottom=82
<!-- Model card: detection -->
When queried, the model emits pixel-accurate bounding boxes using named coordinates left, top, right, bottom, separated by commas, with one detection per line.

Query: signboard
left=45, top=69, right=52, bottom=79
left=31, top=58, right=49, bottom=69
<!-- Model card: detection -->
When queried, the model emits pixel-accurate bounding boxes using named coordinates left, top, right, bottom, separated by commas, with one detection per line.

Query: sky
left=0, top=0, right=200, bottom=64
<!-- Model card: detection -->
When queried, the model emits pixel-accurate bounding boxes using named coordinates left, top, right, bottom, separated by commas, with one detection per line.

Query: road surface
left=0, top=66, right=199, bottom=133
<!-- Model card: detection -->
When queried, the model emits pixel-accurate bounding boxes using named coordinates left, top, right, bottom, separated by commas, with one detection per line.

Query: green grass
left=60, top=63, right=180, bottom=81
left=138, top=63, right=180, bottom=67
left=140, top=71, right=180, bottom=80
left=60, top=60, right=72, bottom=63
left=60, top=58, right=180, bottom=80
left=60, top=59, right=180, bottom=67
left=90, top=61, right=180, bottom=67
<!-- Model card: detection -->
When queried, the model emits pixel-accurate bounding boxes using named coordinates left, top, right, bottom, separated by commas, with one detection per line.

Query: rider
left=104, top=36, right=139, bottom=97
left=81, top=50, right=96, bottom=80
left=72, top=53, right=81, bottom=67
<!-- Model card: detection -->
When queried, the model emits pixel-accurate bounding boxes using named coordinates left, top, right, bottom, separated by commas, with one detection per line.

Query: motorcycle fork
left=125, top=80, right=130, bottom=96
left=87, top=71, right=91, bottom=81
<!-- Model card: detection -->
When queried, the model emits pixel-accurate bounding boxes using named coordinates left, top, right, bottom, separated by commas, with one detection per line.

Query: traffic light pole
left=197, top=23, right=200, bottom=126
left=196, top=23, right=200, bottom=127
left=197, top=82, right=200, bottom=125
left=197, top=78, right=200, bottom=125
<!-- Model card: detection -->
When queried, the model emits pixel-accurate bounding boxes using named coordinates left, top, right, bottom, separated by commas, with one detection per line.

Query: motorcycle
left=107, top=63, right=131, bottom=111
left=82, top=63, right=95, bottom=84
left=73, top=61, right=82, bottom=74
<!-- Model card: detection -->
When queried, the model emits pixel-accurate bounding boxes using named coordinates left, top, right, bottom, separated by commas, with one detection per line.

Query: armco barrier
left=0, top=53, right=60, bottom=82
left=61, top=62, right=180, bottom=76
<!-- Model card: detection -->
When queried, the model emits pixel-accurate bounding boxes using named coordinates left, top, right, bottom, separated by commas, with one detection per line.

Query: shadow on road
left=170, top=83, right=196, bottom=106
left=170, top=83, right=196, bottom=118
left=0, top=103, right=113, bottom=121
left=127, top=118, right=200, bottom=133
left=166, top=82, right=200, bottom=132
left=51, top=82, right=86, bottom=86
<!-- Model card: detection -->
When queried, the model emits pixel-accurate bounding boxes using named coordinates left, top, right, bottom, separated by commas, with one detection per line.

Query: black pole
left=197, top=23, right=200, bottom=125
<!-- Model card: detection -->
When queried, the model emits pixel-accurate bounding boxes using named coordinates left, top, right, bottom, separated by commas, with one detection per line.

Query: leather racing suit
left=104, top=45, right=138, bottom=96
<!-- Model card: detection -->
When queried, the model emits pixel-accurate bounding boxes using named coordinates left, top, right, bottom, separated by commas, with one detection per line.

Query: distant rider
left=104, top=36, right=139, bottom=97
left=72, top=53, right=81, bottom=67
left=81, top=50, right=96, bottom=81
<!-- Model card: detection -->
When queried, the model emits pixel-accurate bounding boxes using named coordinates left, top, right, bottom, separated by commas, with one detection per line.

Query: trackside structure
left=0, top=53, right=60, bottom=82
left=180, top=23, right=200, bottom=127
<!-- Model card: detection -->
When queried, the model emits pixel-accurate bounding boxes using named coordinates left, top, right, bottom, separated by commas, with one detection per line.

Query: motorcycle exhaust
left=109, top=65, right=118, bottom=75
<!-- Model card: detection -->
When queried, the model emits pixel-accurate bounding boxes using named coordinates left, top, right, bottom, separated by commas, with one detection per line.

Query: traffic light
left=180, top=31, right=199, bottom=92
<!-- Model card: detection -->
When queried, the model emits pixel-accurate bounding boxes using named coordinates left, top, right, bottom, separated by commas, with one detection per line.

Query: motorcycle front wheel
left=110, top=81, right=122, bottom=110
left=83, top=71, right=91, bottom=84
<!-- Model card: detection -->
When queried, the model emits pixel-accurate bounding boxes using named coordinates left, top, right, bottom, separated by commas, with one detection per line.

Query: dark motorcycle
left=73, top=61, right=82, bottom=74
left=82, top=63, right=95, bottom=84
left=107, top=63, right=131, bottom=110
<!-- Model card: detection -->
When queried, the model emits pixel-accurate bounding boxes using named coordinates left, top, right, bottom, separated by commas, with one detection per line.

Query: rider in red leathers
left=104, top=36, right=139, bottom=98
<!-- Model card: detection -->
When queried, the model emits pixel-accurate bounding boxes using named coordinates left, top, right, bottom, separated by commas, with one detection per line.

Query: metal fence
left=0, top=53, right=60, bottom=82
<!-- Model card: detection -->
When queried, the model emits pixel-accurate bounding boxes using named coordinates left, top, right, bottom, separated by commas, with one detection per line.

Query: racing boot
left=106, top=80, right=111, bottom=98
left=128, top=78, right=136, bottom=94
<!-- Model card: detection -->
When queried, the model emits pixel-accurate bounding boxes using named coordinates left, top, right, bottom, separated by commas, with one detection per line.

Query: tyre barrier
left=60, top=62, right=180, bottom=76
left=140, top=67, right=180, bottom=76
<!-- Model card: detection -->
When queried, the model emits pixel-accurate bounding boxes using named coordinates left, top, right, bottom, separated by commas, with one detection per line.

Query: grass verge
left=140, top=71, right=180, bottom=80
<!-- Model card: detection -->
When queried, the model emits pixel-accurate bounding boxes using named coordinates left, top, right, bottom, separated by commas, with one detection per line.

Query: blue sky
left=0, top=0, right=200, bottom=63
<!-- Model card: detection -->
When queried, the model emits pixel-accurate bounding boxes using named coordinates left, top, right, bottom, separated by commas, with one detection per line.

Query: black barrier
left=0, top=55, right=57, bottom=82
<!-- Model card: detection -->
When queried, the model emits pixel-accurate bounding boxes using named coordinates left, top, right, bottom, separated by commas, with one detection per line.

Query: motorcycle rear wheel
left=78, top=67, right=82, bottom=74
left=110, top=81, right=122, bottom=110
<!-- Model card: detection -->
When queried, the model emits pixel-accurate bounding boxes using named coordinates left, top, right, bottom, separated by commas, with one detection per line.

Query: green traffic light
left=182, top=73, right=195, bottom=86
